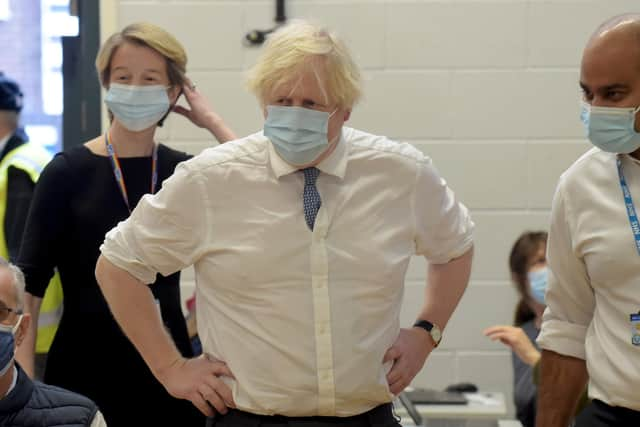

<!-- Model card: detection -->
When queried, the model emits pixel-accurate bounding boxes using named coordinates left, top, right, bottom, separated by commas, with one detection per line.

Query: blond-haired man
left=95, top=20, right=474, bottom=427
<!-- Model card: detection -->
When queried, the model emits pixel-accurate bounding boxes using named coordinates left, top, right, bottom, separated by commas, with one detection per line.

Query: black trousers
left=207, top=403, right=400, bottom=427
left=575, top=399, right=640, bottom=427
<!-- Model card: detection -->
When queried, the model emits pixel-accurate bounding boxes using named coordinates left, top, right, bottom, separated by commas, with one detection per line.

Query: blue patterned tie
left=302, top=167, right=322, bottom=230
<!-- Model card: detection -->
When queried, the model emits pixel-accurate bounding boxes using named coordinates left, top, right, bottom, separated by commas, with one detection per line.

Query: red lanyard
left=105, top=131, right=158, bottom=213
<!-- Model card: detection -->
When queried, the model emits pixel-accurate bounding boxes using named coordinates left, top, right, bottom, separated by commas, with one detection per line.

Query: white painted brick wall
left=107, top=0, right=640, bottom=418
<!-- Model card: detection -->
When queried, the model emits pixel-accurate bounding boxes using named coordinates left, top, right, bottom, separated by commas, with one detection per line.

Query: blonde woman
left=16, top=22, right=235, bottom=426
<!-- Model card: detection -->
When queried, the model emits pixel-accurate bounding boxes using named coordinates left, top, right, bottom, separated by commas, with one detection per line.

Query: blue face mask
left=0, top=316, right=21, bottom=377
left=581, top=102, right=640, bottom=154
left=264, top=105, right=334, bottom=166
left=527, top=267, right=548, bottom=306
left=105, top=83, right=170, bottom=132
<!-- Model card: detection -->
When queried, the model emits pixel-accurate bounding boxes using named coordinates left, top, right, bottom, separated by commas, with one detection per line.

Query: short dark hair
left=0, top=72, right=23, bottom=112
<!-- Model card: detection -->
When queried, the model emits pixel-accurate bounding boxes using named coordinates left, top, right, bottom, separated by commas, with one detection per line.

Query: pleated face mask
left=264, top=105, right=335, bottom=166
left=105, top=83, right=170, bottom=132
left=581, top=102, right=640, bottom=154
left=527, top=267, right=549, bottom=306
left=0, top=315, right=22, bottom=377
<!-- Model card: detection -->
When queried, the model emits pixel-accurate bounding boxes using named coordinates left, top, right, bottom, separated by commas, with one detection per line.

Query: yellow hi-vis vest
left=0, top=142, right=63, bottom=354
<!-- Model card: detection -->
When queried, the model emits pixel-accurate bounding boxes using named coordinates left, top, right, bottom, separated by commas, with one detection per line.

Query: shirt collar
left=0, top=133, right=11, bottom=155
left=267, top=129, right=348, bottom=180
left=2, top=366, right=17, bottom=399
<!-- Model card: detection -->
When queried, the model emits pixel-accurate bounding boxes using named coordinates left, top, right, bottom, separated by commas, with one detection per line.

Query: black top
left=1, top=130, right=38, bottom=262
left=17, top=144, right=203, bottom=426
left=513, top=320, right=540, bottom=427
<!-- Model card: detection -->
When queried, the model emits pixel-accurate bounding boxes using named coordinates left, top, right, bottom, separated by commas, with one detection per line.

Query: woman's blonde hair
left=246, top=20, right=362, bottom=110
left=95, top=22, right=187, bottom=88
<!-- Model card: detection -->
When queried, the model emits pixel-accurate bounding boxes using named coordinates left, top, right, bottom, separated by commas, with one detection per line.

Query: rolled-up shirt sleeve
left=100, top=161, right=211, bottom=284
left=413, top=157, right=474, bottom=263
left=537, top=177, right=595, bottom=359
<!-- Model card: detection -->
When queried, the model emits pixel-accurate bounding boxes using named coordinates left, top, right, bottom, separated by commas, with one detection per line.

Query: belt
left=208, top=403, right=397, bottom=427
left=593, top=399, right=640, bottom=418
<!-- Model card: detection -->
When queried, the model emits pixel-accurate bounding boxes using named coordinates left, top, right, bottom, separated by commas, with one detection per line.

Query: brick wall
left=0, top=0, right=42, bottom=120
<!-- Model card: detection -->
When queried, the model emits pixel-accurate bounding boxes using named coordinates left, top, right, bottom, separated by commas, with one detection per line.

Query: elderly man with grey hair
left=536, top=13, right=640, bottom=427
left=0, top=258, right=107, bottom=426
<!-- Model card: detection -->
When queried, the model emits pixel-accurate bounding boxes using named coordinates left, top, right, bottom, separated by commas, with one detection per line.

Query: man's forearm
left=95, top=255, right=183, bottom=378
left=536, top=349, right=588, bottom=427
left=418, top=246, right=473, bottom=330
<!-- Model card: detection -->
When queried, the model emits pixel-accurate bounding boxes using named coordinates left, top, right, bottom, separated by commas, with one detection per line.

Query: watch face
left=431, top=325, right=442, bottom=344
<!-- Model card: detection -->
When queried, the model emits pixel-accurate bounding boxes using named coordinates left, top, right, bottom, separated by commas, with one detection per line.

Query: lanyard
left=616, top=156, right=640, bottom=256
left=105, top=131, right=158, bottom=213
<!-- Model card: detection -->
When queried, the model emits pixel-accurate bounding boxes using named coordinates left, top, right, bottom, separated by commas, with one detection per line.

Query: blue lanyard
left=616, top=156, right=640, bottom=255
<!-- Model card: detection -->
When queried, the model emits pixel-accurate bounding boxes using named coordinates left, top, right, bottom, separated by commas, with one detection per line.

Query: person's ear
left=14, top=313, right=31, bottom=347
left=343, top=110, right=351, bottom=122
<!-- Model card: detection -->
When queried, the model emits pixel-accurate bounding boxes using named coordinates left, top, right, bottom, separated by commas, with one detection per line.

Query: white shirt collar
left=267, top=130, right=348, bottom=180
left=2, top=365, right=18, bottom=399
left=0, top=132, right=12, bottom=155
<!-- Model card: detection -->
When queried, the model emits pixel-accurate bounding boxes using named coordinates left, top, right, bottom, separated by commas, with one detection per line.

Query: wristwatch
left=413, top=319, right=442, bottom=347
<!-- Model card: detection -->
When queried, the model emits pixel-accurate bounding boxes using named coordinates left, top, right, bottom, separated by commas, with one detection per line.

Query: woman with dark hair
left=484, top=231, right=548, bottom=427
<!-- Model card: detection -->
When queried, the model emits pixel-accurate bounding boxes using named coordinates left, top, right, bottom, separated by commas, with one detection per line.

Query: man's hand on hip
left=157, top=355, right=236, bottom=417
left=383, top=327, right=434, bottom=395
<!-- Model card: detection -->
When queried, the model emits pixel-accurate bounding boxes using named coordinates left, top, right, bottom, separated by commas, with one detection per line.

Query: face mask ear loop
left=12, top=315, right=22, bottom=335
left=630, top=106, right=640, bottom=136
left=157, top=86, right=182, bottom=128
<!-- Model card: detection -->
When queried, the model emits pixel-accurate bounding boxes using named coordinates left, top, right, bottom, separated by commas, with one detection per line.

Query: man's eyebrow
left=580, top=82, right=630, bottom=92
left=303, top=97, right=326, bottom=105
left=600, top=83, right=630, bottom=91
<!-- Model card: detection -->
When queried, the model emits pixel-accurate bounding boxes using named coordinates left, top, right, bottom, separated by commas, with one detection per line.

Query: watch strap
left=413, top=319, right=441, bottom=347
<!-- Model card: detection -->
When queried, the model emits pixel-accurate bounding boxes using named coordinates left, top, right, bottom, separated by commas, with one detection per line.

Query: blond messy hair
left=95, top=22, right=188, bottom=89
left=246, top=20, right=362, bottom=110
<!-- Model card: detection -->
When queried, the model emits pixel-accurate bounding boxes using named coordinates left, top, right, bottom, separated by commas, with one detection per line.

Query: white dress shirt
left=538, top=147, right=640, bottom=411
left=101, top=127, right=474, bottom=417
